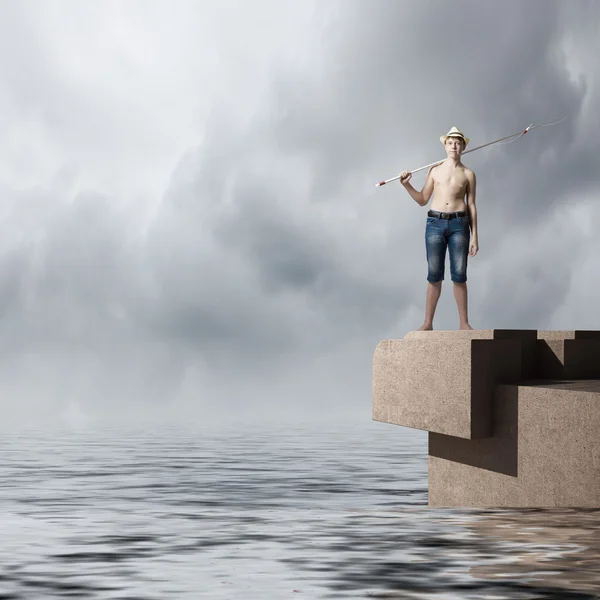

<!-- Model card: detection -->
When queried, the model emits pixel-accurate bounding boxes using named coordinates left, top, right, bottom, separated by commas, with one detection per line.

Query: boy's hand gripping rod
left=375, top=116, right=568, bottom=187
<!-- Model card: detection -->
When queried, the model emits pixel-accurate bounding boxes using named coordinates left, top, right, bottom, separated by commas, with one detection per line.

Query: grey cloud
left=265, top=0, right=590, bottom=213
left=243, top=0, right=598, bottom=330
left=216, top=179, right=329, bottom=293
left=113, top=0, right=600, bottom=403
left=214, top=184, right=409, bottom=332
left=1, top=0, right=599, bottom=426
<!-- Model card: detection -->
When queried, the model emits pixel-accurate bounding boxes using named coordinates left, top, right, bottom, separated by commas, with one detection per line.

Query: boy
left=399, top=127, right=478, bottom=330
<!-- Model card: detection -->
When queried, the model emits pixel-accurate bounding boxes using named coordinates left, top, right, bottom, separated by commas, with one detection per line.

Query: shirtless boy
left=399, top=126, right=478, bottom=331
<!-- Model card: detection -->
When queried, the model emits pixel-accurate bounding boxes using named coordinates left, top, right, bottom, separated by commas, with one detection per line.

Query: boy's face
left=445, top=136, right=465, bottom=156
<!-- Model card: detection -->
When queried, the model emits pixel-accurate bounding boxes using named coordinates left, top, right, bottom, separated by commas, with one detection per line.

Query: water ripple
left=0, top=423, right=599, bottom=598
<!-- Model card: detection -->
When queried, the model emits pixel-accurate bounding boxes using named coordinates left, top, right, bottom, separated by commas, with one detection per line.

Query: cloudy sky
left=1, top=0, right=598, bottom=428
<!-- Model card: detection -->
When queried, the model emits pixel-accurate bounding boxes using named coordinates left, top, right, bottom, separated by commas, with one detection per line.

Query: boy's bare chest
left=433, top=170, right=468, bottom=194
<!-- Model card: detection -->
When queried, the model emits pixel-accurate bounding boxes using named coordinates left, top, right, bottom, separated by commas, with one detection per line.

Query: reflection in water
left=0, top=423, right=599, bottom=598
left=467, top=509, right=600, bottom=596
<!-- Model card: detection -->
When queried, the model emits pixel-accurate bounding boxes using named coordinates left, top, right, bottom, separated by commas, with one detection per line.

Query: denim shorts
left=425, top=212, right=470, bottom=283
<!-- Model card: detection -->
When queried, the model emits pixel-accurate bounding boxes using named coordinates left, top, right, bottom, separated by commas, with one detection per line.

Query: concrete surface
left=372, top=329, right=600, bottom=507
left=429, top=382, right=600, bottom=507
left=372, top=336, right=522, bottom=439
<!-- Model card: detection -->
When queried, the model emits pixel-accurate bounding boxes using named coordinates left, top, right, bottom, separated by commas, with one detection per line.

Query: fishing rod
left=375, top=116, right=568, bottom=188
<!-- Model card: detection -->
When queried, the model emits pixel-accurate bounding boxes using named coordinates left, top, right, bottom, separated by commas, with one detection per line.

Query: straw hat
left=440, top=126, right=469, bottom=147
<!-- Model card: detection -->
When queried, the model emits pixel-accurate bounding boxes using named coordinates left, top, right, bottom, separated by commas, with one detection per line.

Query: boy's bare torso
left=429, top=162, right=472, bottom=213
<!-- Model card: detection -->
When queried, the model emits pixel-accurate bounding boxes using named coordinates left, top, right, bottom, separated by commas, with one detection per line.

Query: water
left=1, top=421, right=599, bottom=599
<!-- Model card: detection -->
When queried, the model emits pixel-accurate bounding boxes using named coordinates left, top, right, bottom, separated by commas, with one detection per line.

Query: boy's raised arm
left=399, top=167, right=435, bottom=207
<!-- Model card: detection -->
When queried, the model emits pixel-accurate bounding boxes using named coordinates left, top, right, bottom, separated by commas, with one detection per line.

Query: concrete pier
left=372, top=330, right=600, bottom=507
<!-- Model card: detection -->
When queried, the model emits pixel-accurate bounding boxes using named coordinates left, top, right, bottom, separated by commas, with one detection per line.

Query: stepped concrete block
left=535, top=331, right=600, bottom=379
left=372, top=329, right=600, bottom=507
left=537, top=330, right=600, bottom=340
left=403, top=329, right=538, bottom=378
left=428, top=380, right=600, bottom=507
left=372, top=332, right=528, bottom=439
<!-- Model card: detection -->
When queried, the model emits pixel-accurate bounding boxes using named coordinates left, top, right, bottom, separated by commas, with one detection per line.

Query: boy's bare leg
left=453, top=282, right=473, bottom=330
left=418, top=281, right=442, bottom=330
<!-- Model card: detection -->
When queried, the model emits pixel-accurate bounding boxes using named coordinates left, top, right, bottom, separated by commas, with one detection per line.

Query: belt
left=427, top=210, right=467, bottom=220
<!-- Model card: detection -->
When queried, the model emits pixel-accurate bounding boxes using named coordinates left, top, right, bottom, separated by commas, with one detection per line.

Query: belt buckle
left=442, top=212, right=449, bottom=220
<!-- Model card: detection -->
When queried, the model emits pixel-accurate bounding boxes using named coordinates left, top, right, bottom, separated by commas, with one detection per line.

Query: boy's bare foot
left=460, top=323, right=473, bottom=330
left=417, top=323, right=433, bottom=331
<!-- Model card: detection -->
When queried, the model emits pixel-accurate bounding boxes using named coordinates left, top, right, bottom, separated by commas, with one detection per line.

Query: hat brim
left=440, top=134, right=469, bottom=147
